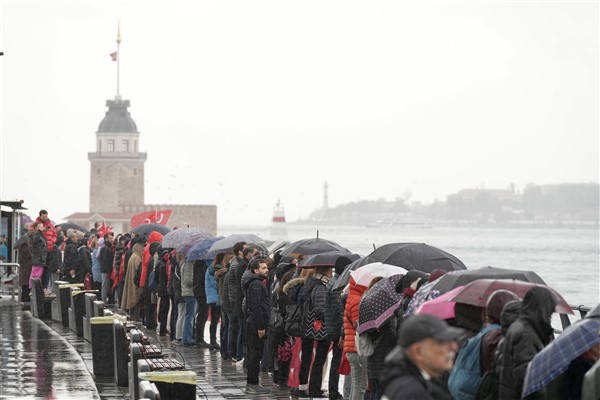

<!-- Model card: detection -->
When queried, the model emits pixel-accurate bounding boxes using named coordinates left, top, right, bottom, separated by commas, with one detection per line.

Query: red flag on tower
left=110, top=52, right=117, bottom=61
left=130, top=210, right=173, bottom=229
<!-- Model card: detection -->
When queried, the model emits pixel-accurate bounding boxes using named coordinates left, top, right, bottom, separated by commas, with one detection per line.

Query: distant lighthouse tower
left=271, top=199, right=288, bottom=239
left=323, top=181, right=329, bottom=217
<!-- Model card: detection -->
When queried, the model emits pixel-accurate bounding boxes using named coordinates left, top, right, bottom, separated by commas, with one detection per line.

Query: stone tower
left=88, top=96, right=147, bottom=213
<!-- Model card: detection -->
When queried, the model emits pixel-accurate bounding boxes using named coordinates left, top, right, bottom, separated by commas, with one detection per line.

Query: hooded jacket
left=121, top=243, right=144, bottom=310
left=180, top=260, right=195, bottom=298
left=498, top=287, right=557, bottom=399
left=140, top=232, right=163, bottom=287
left=325, top=274, right=345, bottom=337
left=34, top=216, right=57, bottom=252
left=63, top=238, right=80, bottom=272
left=205, top=261, right=219, bottom=305
left=380, top=346, right=452, bottom=400
left=244, top=273, right=270, bottom=331
left=344, top=277, right=368, bottom=353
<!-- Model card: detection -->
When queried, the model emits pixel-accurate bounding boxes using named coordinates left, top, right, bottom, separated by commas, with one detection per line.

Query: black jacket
left=299, top=274, right=329, bottom=323
left=193, top=260, right=207, bottom=299
left=244, top=274, right=270, bottom=331
left=99, top=245, right=113, bottom=274
left=381, top=347, right=452, bottom=400
left=498, top=287, right=557, bottom=400
left=232, top=257, right=248, bottom=317
left=78, top=245, right=92, bottom=275
left=113, top=243, right=125, bottom=276
left=31, top=230, right=48, bottom=266
left=156, top=256, right=168, bottom=297
left=221, top=269, right=232, bottom=313
left=325, top=275, right=344, bottom=337
left=63, top=239, right=80, bottom=271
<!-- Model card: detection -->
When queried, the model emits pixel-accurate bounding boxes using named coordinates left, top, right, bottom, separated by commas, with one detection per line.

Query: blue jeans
left=183, top=296, right=197, bottom=344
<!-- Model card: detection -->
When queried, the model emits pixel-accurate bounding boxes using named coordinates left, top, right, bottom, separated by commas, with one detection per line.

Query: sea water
left=219, top=224, right=599, bottom=308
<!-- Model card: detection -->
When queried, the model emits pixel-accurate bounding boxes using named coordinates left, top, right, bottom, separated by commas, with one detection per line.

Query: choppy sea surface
left=219, top=224, right=599, bottom=308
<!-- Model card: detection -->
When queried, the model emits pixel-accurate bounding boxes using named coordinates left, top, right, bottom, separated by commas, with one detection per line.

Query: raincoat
left=120, top=243, right=144, bottom=310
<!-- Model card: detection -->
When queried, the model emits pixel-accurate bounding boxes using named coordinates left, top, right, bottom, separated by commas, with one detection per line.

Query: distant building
left=65, top=95, right=216, bottom=234
left=523, top=182, right=599, bottom=224
left=446, top=188, right=522, bottom=223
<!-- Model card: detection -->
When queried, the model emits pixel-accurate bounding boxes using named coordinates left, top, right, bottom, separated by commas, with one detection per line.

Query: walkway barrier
left=83, top=293, right=98, bottom=342
left=68, top=289, right=98, bottom=337
left=54, top=282, right=83, bottom=326
left=31, top=277, right=54, bottom=319
left=90, top=314, right=127, bottom=377
left=138, top=380, right=160, bottom=400
left=113, top=321, right=156, bottom=387
left=137, top=371, right=197, bottom=400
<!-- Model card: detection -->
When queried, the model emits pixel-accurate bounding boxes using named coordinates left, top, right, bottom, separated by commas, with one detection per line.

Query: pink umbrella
left=415, top=286, right=464, bottom=320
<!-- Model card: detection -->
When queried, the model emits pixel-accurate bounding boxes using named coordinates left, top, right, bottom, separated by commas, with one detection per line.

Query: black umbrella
left=131, top=223, right=171, bottom=238
left=431, top=266, right=546, bottom=292
left=298, top=250, right=361, bottom=268
left=358, top=274, right=405, bottom=334
left=57, top=222, right=87, bottom=232
left=280, top=237, right=350, bottom=259
left=334, top=243, right=466, bottom=290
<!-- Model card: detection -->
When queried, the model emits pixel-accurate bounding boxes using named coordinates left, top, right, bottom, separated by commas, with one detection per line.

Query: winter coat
left=205, top=262, right=219, bottom=305
left=232, top=257, right=248, bottom=317
left=34, top=216, right=57, bottom=252
left=113, top=243, right=125, bottom=277
left=140, top=232, right=163, bottom=288
left=156, top=255, right=168, bottom=297
left=63, top=239, right=80, bottom=272
left=241, top=269, right=253, bottom=315
left=49, top=244, right=62, bottom=273
left=180, top=260, right=195, bottom=298
left=91, top=248, right=102, bottom=283
left=17, top=237, right=33, bottom=286
left=498, top=287, right=558, bottom=400
left=325, top=274, right=344, bottom=337
left=368, top=314, right=399, bottom=381
left=120, top=243, right=144, bottom=310
left=298, top=273, right=329, bottom=335
left=344, top=277, right=368, bottom=354
left=380, top=347, right=452, bottom=400
left=78, top=245, right=92, bottom=276
left=31, top=230, right=48, bottom=266
left=226, top=257, right=241, bottom=314
left=244, top=274, right=270, bottom=331
left=99, top=244, right=113, bottom=274
left=221, top=269, right=233, bottom=313
left=193, top=260, right=207, bottom=299
left=283, top=276, right=306, bottom=304
left=214, top=263, right=227, bottom=305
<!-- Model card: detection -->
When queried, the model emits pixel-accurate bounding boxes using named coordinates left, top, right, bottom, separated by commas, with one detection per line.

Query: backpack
left=448, top=324, right=500, bottom=400
left=284, top=303, right=304, bottom=337
left=475, top=369, right=499, bottom=400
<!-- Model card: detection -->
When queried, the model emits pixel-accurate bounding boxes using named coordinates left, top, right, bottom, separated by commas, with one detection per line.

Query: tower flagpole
left=116, top=21, right=122, bottom=98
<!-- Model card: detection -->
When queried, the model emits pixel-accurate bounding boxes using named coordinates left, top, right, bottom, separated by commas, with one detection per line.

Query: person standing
left=205, top=259, right=222, bottom=350
left=180, top=257, right=197, bottom=346
left=243, top=259, right=271, bottom=394
left=30, top=222, right=48, bottom=289
left=194, top=259, right=210, bottom=347
left=99, top=233, right=114, bottom=303
left=121, top=242, right=144, bottom=321
left=380, top=315, right=461, bottom=400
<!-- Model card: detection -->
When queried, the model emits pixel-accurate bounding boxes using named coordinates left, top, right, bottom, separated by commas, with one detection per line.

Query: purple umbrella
left=187, top=236, right=225, bottom=261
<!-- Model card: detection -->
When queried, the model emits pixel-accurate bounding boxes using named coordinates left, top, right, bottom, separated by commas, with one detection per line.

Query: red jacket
left=33, top=217, right=57, bottom=252
left=140, top=231, right=163, bottom=287
left=343, top=277, right=368, bottom=354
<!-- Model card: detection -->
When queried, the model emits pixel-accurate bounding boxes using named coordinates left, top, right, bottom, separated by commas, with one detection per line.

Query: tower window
left=107, top=139, right=115, bottom=152
left=98, top=140, right=102, bottom=153
left=122, top=139, right=129, bottom=152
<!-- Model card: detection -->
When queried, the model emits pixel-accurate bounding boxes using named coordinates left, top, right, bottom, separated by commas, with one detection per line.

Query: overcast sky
left=1, top=1, right=598, bottom=226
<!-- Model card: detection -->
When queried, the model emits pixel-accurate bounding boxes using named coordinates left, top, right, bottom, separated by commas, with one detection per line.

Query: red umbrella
left=448, top=279, right=573, bottom=314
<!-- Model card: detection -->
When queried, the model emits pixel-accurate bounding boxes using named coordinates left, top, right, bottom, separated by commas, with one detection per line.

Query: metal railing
left=0, top=263, right=20, bottom=301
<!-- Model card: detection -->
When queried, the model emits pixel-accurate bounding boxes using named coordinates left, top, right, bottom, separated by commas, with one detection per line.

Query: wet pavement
left=0, top=296, right=341, bottom=399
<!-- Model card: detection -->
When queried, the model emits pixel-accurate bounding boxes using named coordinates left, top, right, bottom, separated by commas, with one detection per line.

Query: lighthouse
left=271, top=199, right=288, bottom=240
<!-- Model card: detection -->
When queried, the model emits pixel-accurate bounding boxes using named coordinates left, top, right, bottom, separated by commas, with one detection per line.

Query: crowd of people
left=13, top=210, right=600, bottom=400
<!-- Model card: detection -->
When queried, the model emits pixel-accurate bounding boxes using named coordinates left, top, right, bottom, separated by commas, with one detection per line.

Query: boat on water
left=365, top=217, right=433, bottom=229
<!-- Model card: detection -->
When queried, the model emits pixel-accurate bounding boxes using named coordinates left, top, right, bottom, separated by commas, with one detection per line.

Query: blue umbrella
left=522, top=318, right=600, bottom=397
left=187, top=236, right=225, bottom=261
left=162, top=227, right=213, bottom=249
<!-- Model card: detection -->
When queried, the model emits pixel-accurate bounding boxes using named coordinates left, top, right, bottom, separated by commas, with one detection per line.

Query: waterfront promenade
left=0, top=297, right=299, bottom=400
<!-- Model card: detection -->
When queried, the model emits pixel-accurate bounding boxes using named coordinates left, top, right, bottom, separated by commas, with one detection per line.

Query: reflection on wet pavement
left=0, top=300, right=340, bottom=399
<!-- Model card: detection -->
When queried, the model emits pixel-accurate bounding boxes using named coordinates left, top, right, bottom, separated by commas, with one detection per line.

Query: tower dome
left=97, top=97, right=138, bottom=133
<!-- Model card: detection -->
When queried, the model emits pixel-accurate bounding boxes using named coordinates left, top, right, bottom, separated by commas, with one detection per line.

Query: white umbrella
left=350, top=262, right=407, bottom=287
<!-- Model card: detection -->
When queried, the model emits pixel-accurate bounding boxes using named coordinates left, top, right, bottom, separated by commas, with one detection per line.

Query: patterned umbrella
left=523, top=318, right=600, bottom=398
left=416, top=286, right=464, bottom=320
left=358, top=274, right=404, bottom=334
left=187, top=236, right=225, bottom=261
left=449, top=278, right=573, bottom=314
left=403, top=280, right=442, bottom=318
left=162, top=227, right=213, bottom=249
